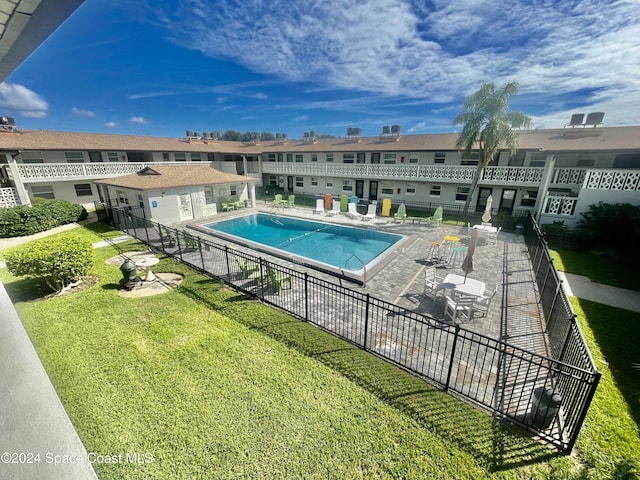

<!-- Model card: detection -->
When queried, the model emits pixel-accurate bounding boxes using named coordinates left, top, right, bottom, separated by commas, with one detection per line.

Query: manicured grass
left=1, top=224, right=638, bottom=478
left=549, top=247, right=640, bottom=292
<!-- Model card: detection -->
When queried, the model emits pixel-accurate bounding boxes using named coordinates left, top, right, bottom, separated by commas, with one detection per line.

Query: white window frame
left=455, top=186, right=470, bottom=202
left=295, top=176, right=304, bottom=187
left=31, top=185, right=55, bottom=199
left=406, top=182, right=416, bottom=195
left=381, top=182, right=394, bottom=195
left=74, top=183, right=93, bottom=197
left=429, top=185, right=441, bottom=197
left=65, top=151, right=85, bottom=163
left=342, top=180, right=353, bottom=192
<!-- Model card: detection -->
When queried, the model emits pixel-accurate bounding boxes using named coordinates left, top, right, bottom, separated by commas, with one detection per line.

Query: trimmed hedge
left=4, top=235, right=95, bottom=292
left=0, top=198, right=88, bottom=238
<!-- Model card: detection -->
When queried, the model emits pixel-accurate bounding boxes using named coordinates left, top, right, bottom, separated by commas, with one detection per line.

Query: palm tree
left=453, top=81, right=532, bottom=214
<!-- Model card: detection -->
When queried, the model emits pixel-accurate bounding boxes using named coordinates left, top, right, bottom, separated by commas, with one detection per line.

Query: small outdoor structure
left=94, top=165, right=259, bottom=224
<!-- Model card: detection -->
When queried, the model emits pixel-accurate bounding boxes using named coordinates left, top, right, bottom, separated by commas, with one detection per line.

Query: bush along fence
left=104, top=205, right=599, bottom=452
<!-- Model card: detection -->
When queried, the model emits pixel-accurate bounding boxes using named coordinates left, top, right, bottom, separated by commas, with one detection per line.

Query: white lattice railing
left=0, top=187, right=18, bottom=208
left=542, top=195, right=578, bottom=217
left=583, top=169, right=640, bottom=191
left=552, top=168, right=587, bottom=185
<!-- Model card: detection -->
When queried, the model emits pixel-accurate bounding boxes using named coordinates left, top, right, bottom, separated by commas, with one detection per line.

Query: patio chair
left=285, top=194, right=295, bottom=208
left=424, top=266, right=442, bottom=298
left=151, top=219, right=176, bottom=247
left=235, top=255, right=260, bottom=279
left=180, top=231, right=199, bottom=249
left=426, top=206, right=443, bottom=226
left=474, top=285, right=498, bottom=317
left=347, top=202, right=363, bottom=219
left=231, top=195, right=244, bottom=208
left=326, top=199, right=341, bottom=216
left=314, top=198, right=324, bottom=214
left=363, top=203, right=377, bottom=221
left=488, top=226, right=502, bottom=244
left=266, top=266, right=293, bottom=294
left=219, top=197, right=235, bottom=212
left=444, top=295, right=474, bottom=323
left=273, top=194, right=284, bottom=206
left=393, top=203, right=407, bottom=222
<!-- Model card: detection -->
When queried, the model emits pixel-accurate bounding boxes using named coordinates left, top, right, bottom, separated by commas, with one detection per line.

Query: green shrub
left=541, top=220, right=571, bottom=244
left=0, top=199, right=87, bottom=238
left=572, top=202, right=640, bottom=251
left=5, top=235, right=95, bottom=292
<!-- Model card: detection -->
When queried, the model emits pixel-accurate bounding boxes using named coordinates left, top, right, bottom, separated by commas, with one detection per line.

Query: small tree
left=453, top=81, right=532, bottom=213
left=5, top=236, right=95, bottom=292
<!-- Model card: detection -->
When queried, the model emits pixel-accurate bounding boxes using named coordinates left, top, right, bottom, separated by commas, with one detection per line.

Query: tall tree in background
left=453, top=81, right=532, bottom=213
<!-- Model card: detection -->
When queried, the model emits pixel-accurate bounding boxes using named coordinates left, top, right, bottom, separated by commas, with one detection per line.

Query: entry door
left=355, top=180, right=364, bottom=199
left=499, top=189, right=516, bottom=214
left=476, top=187, right=492, bottom=213
left=287, top=176, right=293, bottom=192
left=178, top=193, right=193, bottom=221
left=369, top=181, right=378, bottom=201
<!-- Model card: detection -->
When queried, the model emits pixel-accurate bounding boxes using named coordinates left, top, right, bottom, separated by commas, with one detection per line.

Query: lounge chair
left=347, top=202, right=363, bottom=219
left=326, top=199, right=341, bottom=216
left=235, top=255, right=260, bottom=279
left=180, top=231, right=199, bottom=249
left=266, top=266, right=292, bottom=294
left=393, top=203, right=407, bottom=222
left=314, top=198, right=324, bottom=214
left=219, top=197, right=235, bottom=212
left=362, top=203, right=376, bottom=221
left=150, top=219, right=176, bottom=247
left=273, top=194, right=284, bottom=206
left=425, top=206, right=443, bottom=226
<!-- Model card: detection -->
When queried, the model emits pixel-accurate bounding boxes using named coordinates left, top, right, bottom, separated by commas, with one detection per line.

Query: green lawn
left=1, top=226, right=638, bottom=479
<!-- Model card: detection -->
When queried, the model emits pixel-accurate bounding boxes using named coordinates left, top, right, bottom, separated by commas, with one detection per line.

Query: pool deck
left=180, top=205, right=548, bottom=357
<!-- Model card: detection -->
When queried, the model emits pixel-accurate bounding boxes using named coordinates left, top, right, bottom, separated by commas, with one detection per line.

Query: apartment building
left=1, top=125, right=639, bottom=226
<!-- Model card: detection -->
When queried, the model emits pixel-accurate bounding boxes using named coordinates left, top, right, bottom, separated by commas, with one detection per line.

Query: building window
left=295, top=176, right=304, bottom=187
left=65, top=151, right=84, bottom=163
left=576, top=158, right=595, bottom=167
left=530, top=161, right=546, bottom=167
left=74, top=183, right=93, bottom=197
left=21, top=151, right=44, bottom=164
left=613, top=153, right=640, bottom=168
left=326, top=181, right=333, bottom=189
left=230, top=185, right=237, bottom=196
left=455, top=186, right=470, bottom=202
left=326, top=153, right=333, bottom=162
left=175, top=153, right=186, bottom=161
left=137, top=194, right=144, bottom=209
left=207, top=153, right=214, bottom=161
left=461, top=151, right=479, bottom=165
left=357, top=152, right=365, bottom=163
left=88, top=151, right=103, bottom=162
left=162, top=152, right=170, bottom=161
left=224, top=154, right=233, bottom=161
left=204, top=187, right=215, bottom=204
left=311, top=154, right=318, bottom=162
left=434, top=152, right=446, bottom=164
left=107, top=152, right=119, bottom=162
left=371, top=152, right=380, bottom=164
left=521, top=190, right=538, bottom=207
left=285, top=153, right=292, bottom=162
left=191, top=153, right=201, bottom=161
left=295, top=154, right=303, bottom=162
left=31, top=185, right=55, bottom=199
left=406, top=182, right=416, bottom=194
left=277, top=153, right=283, bottom=162
left=343, top=153, right=354, bottom=163
left=409, top=157, right=418, bottom=164
left=269, top=175, right=278, bottom=186
left=268, top=153, right=276, bottom=162
left=342, top=180, right=353, bottom=192
left=311, top=177, right=318, bottom=187
left=381, top=182, right=394, bottom=195
left=430, top=185, right=441, bottom=196
left=117, top=190, right=129, bottom=205
left=383, top=153, right=396, bottom=164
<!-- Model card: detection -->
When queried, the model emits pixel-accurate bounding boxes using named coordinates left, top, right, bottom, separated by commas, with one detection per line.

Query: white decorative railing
left=0, top=187, right=18, bottom=208
left=552, top=168, right=586, bottom=185
left=583, top=169, right=640, bottom=191
left=543, top=195, right=578, bottom=216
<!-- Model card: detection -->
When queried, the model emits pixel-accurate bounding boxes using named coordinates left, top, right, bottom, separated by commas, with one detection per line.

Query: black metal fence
left=103, top=205, right=599, bottom=452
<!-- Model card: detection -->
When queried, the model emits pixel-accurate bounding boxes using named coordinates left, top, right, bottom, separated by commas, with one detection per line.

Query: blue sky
left=1, top=0, right=639, bottom=138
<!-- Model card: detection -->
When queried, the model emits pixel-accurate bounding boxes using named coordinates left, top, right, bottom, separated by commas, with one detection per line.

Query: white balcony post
left=535, top=153, right=556, bottom=223
left=7, top=154, right=31, bottom=206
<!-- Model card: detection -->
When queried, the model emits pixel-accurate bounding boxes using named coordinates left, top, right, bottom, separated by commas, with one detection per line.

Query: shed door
left=178, top=193, right=193, bottom=221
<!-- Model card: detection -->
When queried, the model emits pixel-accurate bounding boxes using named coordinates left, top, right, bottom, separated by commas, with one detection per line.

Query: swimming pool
left=201, top=213, right=404, bottom=276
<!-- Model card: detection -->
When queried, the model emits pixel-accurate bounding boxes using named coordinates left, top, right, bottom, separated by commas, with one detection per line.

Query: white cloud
left=130, top=116, right=148, bottom=124
left=407, top=121, right=426, bottom=132
left=105, top=121, right=117, bottom=128
left=72, top=107, right=95, bottom=117
left=0, top=83, right=48, bottom=118
left=294, top=115, right=309, bottom=122
left=151, top=0, right=640, bottom=125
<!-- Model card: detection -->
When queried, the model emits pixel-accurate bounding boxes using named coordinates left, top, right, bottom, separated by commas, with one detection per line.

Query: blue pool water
left=204, top=213, right=403, bottom=271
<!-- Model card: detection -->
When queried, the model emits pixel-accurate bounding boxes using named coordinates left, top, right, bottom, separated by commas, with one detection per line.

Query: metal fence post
left=304, top=273, right=309, bottom=322
left=445, top=324, right=460, bottom=392
left=197, top=237, right=204, bottom=270
left=363, top=294, right=370, bottom=349
left=224, top=245, right=231, bottom=283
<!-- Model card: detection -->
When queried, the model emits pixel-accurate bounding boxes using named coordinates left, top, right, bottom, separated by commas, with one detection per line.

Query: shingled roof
left=94, top=165, right=258, bottom=191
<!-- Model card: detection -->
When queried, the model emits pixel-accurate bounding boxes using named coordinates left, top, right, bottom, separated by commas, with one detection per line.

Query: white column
left=534, top=153, right=556, bottom=223
left=249, top=183, right=256, bottom=208
left=7, top=154, right=31, bottom=207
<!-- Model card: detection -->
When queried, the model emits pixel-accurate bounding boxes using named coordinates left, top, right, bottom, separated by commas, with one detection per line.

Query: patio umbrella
left=461, top=228, right=479, bottom=281
left=482, top=195, right=493, bottom=223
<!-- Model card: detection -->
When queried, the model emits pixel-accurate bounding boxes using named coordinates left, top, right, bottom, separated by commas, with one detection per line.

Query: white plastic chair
left=363, top=203, right=376, bottom=221
left=347, top=202, right=362, bottom=219
left=444, top=295, right=474, bottom=323
left=314, top=198, right=324, bottom=214
left=474, top=285, right=498, bottom=317
left=326, top=199, right=341, bottom=216
left=424, top=267, right=442, bottom=298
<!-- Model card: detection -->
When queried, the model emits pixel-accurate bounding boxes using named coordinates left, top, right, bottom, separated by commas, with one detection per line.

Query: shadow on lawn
left=178, top=280, right=562, bottom=473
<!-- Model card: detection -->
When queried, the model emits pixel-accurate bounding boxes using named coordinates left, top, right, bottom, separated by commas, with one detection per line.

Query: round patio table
left=136, top=257, right=160, bottom=282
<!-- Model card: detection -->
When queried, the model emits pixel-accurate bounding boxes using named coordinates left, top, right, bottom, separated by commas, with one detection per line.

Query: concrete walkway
left=558, top=271, right=640, bottom=313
